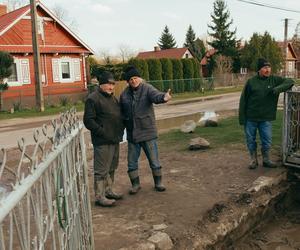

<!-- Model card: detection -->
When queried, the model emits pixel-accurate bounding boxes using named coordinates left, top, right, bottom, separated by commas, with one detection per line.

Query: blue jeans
left=127, top=139, right=160, bottom=172
left=244, top=121, right=272, bottom=153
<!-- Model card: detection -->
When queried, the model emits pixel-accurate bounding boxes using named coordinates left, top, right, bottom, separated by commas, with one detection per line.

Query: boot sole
left=155, top=186, right=166, bottom=192
left=105, top=194, right=123, bottom=200
left=129, top=186, right=141, bottom=195
left=263, top=164, right=278, bottom=168
left=95, top=201, right=116, bottom=207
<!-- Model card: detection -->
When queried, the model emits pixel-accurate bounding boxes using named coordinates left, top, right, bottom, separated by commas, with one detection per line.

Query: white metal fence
left=0, top=108, right=94, bottom=249
left=283, top=90, right=300, bottom=168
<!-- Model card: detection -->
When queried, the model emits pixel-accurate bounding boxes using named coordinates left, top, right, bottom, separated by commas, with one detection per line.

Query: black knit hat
left=257, top=58, right=271, bottom=71
left=124, top=66, right=141, bottom=81
left=98, top=71, right=115, bottom=85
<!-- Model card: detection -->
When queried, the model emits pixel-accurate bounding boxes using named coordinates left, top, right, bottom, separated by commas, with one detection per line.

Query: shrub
left=181, top=59, right=194, bottom=91
left=13, top=101, right=22, bottom=112
left=160, top=58, right=173, bottom=91
left=171, top=59, right=183, bottom=93
left=146, top=59, right=163, bottom=91
left=191, top=58, right=203, bottom=91
left=59, top=96, right=69, bottom=107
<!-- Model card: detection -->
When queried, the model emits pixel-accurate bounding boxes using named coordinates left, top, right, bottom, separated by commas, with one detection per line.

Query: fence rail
left=0, top=108, right=94, bottom=249
left=283, top=90, right=300, bottom=168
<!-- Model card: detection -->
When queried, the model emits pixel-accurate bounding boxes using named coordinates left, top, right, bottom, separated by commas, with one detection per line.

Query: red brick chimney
left=0, top=4, right=7, bottom=16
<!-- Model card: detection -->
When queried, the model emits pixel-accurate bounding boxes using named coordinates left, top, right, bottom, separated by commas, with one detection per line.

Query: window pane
left=61, top=62, right=70, bottom=79
left=8, top=63, right=18, bottom=82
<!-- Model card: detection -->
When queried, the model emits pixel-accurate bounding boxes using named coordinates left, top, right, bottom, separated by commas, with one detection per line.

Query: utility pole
left=283, top=18, right=289, bottom=77
left=30, top=0, right=44, bottom=112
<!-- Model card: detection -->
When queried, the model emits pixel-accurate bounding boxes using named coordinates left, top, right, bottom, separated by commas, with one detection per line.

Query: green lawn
left=159, top=111, right=283, bottom=153
left=0, top=103, right=84, bottom=120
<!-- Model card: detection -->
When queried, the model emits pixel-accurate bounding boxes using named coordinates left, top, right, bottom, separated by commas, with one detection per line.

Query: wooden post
left=30, top=0, right=44, bottom=112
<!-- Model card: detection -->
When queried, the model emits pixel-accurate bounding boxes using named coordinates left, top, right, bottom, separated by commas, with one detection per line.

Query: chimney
left=154, top=46, right=161, bottom=52
left=0, top=4, right=7, bottom=16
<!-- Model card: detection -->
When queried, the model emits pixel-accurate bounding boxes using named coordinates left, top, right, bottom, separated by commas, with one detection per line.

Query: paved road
left=155, top=92, right=240, bottom=119
left=1, top=91, right=283, bottom=149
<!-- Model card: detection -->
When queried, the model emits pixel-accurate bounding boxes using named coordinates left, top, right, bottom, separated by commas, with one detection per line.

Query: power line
left=237, top=0, right=300, bottom=13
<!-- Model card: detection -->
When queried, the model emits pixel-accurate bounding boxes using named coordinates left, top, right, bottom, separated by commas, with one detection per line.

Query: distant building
left=200, top=48, right=217, bottom=77
left=136, top=46, right=194, bottom=60
left=0, top=2, right=93, bottom=108
left=277, top=42, right=297, bottom=78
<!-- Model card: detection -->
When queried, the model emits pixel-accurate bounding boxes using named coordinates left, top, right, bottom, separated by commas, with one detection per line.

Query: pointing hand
left=164, top=89, right=172, bottom=102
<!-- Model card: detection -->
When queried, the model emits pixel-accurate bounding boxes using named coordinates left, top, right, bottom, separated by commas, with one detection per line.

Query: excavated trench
left=185, top=168, right=300, bottom=250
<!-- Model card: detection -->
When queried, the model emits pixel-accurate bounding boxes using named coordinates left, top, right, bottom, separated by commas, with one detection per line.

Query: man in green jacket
left=239, top=58, right=294, bottom=169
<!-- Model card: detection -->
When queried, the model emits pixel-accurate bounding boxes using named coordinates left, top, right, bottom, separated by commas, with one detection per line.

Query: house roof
left=0, top=2, right=94, bottom=54
left=0, top=45, right=90, bottom=54
left=200, top=48, right=217, bottom=65
left=277, top=41, right=297, bottom=60
left=0, top=4, right=29, bottom=35
left=136, top=47, right=191, bottom=59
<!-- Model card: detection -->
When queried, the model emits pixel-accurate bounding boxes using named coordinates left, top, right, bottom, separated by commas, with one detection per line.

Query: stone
left=198, top=111, right=219, bottom=127
left=148, top=232, right=173, bottom=250
left=153, top=223, right=168, bottom=231
left=189, top=137, right=210, bottom=150
left=119, top=242, right=155, bottom=250
left=247, top=176, right=276, bottom=192
left=180, top=120, right=196, bottom=133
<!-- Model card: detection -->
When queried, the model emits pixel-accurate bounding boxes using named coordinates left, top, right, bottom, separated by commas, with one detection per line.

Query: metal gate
left=283, top=90, right=300, bottom=168
left=0, top=109, right=94, bottom=249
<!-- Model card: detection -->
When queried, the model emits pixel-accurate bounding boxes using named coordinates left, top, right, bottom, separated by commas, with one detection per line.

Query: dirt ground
left=85, top=132, right=285, bottom=249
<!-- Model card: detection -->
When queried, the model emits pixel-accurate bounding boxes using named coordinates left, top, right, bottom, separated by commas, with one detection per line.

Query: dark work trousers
left=93, top=144, right=119, bottom=181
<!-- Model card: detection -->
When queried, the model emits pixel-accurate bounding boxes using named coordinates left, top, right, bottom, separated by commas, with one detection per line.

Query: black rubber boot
left=248, top=151, right=258, bottom=169
left=152, top=168, right=166, bottom=192
left=105, top=174, right=123, bottom=200
left=94, top=179, right=116, bottom=207
left=262, top=150, right=277, bottom=168
left=128, top=170, right=141, bottom=195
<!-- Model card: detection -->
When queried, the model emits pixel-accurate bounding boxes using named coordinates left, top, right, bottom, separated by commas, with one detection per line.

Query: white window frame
left=52, top=57, right=83, bottom=83
left=58, top=57, right=74, bottom=83
left=6, top=58, right=24, bottom=86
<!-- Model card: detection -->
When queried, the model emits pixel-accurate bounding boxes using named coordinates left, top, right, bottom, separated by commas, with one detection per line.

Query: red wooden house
left=0, top=2, right=93, bottom=109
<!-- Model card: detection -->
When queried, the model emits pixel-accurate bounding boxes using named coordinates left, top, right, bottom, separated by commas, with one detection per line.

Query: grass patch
left=159, top=111, right=283, bottom=153
left=0, top=102, right=84, bottom=120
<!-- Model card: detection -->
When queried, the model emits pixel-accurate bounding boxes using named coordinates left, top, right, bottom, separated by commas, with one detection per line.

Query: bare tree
left=213, top=55, right=233, bottom=86
left=51, top=4, right=78, bottom=32
left=214, top=55, right=232, bottom=75
left=4, top=0, right=26, bottom=10
left=97, top=48, right=112, bottom=65
left=118, top=44, right=135, bottom=63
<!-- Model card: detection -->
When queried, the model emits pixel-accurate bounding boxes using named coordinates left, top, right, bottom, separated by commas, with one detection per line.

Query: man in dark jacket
left=120, top=66, right=171, bottom=194
left=239, top=58, right=294, bottom=169
left=83, top=71, right=124, bottom=207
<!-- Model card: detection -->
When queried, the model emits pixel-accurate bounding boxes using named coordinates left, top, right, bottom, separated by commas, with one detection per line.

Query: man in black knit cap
left=239, top=58, right=294, bottom=170
left=120, top=66, right=171, bottom=194
left=84, top=71, right=124, bottom=207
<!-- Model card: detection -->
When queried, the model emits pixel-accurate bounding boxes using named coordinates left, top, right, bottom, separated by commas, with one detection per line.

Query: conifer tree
left=184, top=25, right=196, bottom=49
left=208, top=0, right=238, bottom=57
left=158, top=25, right=177, bottom=50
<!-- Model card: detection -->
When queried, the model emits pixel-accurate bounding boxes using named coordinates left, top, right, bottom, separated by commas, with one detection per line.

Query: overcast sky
left=4, top=0, right=300, bottom=56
